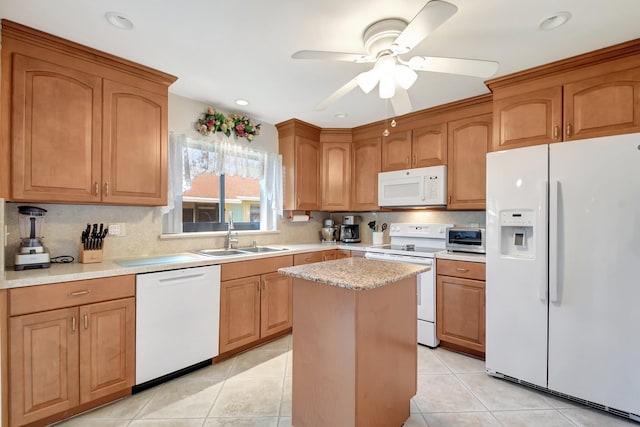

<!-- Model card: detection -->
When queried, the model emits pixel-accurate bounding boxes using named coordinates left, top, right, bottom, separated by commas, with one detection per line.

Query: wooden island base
left=292, top=276, right=417, bottom=427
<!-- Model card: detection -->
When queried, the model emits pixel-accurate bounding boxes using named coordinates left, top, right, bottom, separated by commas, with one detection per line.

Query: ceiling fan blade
left=314, top=78, right=360, bottom=111
left=292, top=50, right=374, bottom=63
left=409, top=56, right=499, bottom=78
left=392, top=0, right=458, bottom=53
left=390, top=88, right=413, bottom=116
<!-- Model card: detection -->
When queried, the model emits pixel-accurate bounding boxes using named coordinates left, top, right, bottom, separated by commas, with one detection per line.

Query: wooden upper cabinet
left=351, top=137, right=381, bottom=211
left=1, top=20, right=176, bottom=206
left=448, top=113, right=492, bottom=210
left=381, top=130, right=412, bottom=171
left=295, top=136, right=321, bottom=210
left=564, top=67, right=640, bottom=140
left=492, top=86, right=563, bottom=151
left=321, top=142, right=351, bottom=211
left=102, top=79, right=167, bottom=205
left=412, top=122, right=447, bottom=167
left=11, top=54, right=102, bottom=203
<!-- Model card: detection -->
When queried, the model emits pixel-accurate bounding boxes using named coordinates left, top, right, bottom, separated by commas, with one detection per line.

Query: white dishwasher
left=135, top=265, right=220, bottom=387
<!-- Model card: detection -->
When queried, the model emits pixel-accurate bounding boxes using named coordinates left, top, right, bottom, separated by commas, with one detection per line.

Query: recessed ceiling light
left=334, top=113, right=348, bottom=119
left=539, top=12, right=571, bottom=31
left=235, top=99, right=249, bottom=106
left=105, top=12, right=135, bottom=30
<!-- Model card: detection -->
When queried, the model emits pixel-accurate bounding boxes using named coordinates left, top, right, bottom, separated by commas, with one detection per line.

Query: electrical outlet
left=109, top=223, right=126, bottom=236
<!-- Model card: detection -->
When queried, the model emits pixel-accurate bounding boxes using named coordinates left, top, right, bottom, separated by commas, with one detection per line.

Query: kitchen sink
left=197, top=249, right=249, bottom=257
left=239, top=246, right=288, bottom=253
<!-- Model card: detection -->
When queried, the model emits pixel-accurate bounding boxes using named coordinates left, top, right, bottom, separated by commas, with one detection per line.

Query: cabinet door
left=321, top=142, right=351, bottom=210
left=564, top=67, right=640, bottom=140
left=102, top=79, right=168, bottom=206
left=447, top=114, right=492, bottom=210
left=11, top=54, right=102, bottom=203
left=293, top=251, right=326, bottom=265
left=336, top=249, right=351, bottom=259
left=260, top=273, right=293, bottom=337
left=492, top=86, right=562, bottom=151
left=295, top=136, right=321, bottom=210
left=219, top=276, right=261, bottom=353
left=79, top=298, right=135, bottom=403
left=412, top=123, right=447, bottom=167
left=436, top=275, right=485, bottom=354
left=10, top=307, right=80, bottom=427
left=381, top=131, right=412, bottom=171
left=351, top=137, right=381, bottom=211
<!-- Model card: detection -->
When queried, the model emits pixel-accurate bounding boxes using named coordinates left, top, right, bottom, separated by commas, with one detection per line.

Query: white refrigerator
left=486, top=133, right=640, bottom=420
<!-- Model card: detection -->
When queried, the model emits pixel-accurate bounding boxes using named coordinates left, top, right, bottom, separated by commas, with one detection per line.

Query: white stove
left=365, top=223, right=453, bottom=347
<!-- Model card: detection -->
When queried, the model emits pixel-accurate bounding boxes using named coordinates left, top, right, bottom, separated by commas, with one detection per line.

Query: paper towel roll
left=289, top=214, right=310, bottom=222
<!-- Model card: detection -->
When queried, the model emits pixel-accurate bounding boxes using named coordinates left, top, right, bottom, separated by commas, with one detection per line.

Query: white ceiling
left=2, top=1, right=640, bottom=128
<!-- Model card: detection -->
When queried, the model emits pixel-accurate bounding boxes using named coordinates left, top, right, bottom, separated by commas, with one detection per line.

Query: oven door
left=364, top=252, right=438, bottom=347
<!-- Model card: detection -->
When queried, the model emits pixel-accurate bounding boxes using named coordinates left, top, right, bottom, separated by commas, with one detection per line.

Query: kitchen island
left=279, top=257, right=428, bottom=427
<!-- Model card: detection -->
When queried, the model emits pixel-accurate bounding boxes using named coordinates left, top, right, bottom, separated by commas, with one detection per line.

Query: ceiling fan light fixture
left=408, top=56, right=426, bottom=69
left=356, top=70, right=380, bottom=94
left=379, top=76, right=396, bottom=99
left=394, top=64, right=418, bottom=90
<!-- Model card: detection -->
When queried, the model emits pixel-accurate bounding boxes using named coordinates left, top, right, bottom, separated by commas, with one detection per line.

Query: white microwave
left=378, top=165, right=447, bottom=207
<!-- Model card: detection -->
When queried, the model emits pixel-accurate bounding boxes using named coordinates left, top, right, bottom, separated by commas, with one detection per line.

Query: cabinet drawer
left=9, top=275, right=135, bottom=316
left=293, top=250, right=336, bottom=265
left=436, top=259, right=485, bottom=281
left=221, top=255, right=293, bottom=281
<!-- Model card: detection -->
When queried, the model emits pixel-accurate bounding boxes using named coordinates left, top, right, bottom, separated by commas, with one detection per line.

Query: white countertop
left=1, top=243, right=369, bottom=289
left=436, top=250, right=486, bottom=263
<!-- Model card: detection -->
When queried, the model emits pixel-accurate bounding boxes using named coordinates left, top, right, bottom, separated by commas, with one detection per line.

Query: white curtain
left=162, top=134, right=283, bottom=232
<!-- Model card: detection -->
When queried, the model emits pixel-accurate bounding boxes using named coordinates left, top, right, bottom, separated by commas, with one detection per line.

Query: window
left=163, top=135, right=282, bottom=234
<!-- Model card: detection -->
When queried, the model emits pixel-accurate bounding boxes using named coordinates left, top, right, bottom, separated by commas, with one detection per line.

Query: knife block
left=79, top=247, right=103, bottom=264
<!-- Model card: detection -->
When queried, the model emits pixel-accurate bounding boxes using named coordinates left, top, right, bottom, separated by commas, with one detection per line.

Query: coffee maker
left=339, top=215, right=360, bottom=243
left=14, top=206, right=51, bottom=270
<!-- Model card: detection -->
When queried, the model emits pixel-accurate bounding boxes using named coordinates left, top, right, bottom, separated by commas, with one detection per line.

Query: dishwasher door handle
left=157, top=273, right=206, bottom=284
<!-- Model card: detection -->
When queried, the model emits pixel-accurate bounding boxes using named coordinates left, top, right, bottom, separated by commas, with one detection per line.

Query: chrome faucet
left=226, top=211, right=238, bottom=249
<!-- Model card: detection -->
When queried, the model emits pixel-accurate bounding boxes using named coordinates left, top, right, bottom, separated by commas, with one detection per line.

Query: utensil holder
left=372, top=232, right=384, bottom=245
left=79, top=247, right=103, bottom=264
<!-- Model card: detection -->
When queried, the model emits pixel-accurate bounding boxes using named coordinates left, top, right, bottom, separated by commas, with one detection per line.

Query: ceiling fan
left=292, top=0, right=499, bottom=116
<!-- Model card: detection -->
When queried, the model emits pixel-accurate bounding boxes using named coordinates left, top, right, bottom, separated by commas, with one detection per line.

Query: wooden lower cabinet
left=293, top=250, right=338, bottom=265
left=219, top=256, right=294, bottom=354
left=9, top=297, right=135, bottom=427
left=335, top=249, right=351, bottom=259
left=436, top=259, right=486, bottom=356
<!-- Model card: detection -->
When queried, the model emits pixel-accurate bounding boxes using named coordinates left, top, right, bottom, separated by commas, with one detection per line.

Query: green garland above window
left=196, top=107, right=261, bottom=142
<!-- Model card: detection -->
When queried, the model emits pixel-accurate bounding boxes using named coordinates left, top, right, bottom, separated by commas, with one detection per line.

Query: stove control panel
left=389, top=223, right=453, bottom=238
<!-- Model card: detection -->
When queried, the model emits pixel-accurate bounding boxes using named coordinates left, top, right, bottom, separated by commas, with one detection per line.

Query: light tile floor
left=55, top=335, right=637, bottom=426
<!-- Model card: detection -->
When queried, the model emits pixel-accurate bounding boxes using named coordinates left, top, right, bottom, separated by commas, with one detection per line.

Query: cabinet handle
left=305, top=257, right=313, bottom=262
left=553, top=125, right=560, bottom=140
left=448, top=195, right=452, bottom=204
left=455, top=267, right=469, bottom=273
left=94, top=182, right=99, bottom=196
left=69, top=290, right=91, bottom=297
left=262, top=281, right=266, bottom=291
left=72, top=316, right=76, bottom=333
left=405, top=156, right=410, bottom=165
left=256, top=283, right=260, bottom=292
left=413, top=154, right=417, bottom=166
left=84, top=313, right=88, bottom=330
left=105, top=181, right=110, bottom=197
left=297, top=197, right=300, bottom=207
left=565, top=123, right=572, bottom=137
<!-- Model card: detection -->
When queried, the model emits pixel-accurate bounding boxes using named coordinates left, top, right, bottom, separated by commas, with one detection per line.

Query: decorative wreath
left=196, top=107, right=261, bottom=142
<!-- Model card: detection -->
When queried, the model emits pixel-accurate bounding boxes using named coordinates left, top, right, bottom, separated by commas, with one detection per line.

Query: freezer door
left=548, top=134, right=640, bottom=415
left=486, top=145, right=549, bottom=388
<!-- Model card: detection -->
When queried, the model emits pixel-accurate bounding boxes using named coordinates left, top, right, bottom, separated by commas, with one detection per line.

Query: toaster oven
left=446, top=227, right=485, bottom=254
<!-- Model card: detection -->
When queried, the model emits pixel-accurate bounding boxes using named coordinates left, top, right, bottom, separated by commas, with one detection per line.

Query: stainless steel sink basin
left=239, top=246, right=288, bottom=253
left=198, top=249, right=249, bottom=257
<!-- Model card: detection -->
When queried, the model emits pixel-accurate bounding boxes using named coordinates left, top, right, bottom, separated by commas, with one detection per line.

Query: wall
left=2, top=94, right=322, bottom=266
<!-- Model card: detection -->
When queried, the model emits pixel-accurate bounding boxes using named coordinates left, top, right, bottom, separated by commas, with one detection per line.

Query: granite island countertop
left=278, top=257, right=429, bottom=291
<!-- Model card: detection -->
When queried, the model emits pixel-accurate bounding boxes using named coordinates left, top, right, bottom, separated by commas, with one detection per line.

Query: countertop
left=436, top=250, right=486, bottom=263
left=278, top=257, right=429, bottom=291
left=1, top=243, right=369, bottom=289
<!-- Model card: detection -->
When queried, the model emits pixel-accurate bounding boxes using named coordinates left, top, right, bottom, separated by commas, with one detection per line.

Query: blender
left=14, top=206, right=51, bottom=270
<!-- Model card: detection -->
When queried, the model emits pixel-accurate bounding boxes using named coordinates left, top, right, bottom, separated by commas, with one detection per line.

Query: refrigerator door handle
left=539, top=180, right=549, bottom=302
left=549, top=180, right=560, bottom=303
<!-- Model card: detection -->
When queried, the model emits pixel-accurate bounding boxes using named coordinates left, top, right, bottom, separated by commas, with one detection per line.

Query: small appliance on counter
left=446, top=227, right=485, bottom=254
left=320, top=218, right=338, bottom=243
left=340, top=215, right=360, bottom=243
left=14, top=205, right=50, bottom=271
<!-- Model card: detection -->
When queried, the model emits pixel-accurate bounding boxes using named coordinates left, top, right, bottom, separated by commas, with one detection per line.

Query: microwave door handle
left=421, top=176, right=427, bottom=201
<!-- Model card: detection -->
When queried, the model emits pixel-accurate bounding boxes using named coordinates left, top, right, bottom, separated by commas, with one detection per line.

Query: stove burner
left=401, top=244, right=415, bottom=251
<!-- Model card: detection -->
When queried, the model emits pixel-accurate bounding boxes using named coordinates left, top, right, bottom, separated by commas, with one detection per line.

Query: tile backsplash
left=3, top=201, right=484, bottom=267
